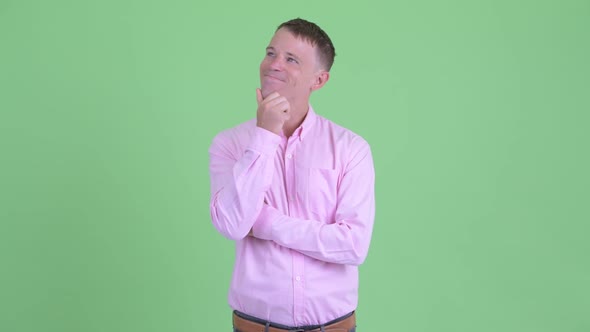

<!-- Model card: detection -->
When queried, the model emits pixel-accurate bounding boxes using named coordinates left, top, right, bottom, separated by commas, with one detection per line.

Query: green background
left=1, top=0, right=589, bottom=331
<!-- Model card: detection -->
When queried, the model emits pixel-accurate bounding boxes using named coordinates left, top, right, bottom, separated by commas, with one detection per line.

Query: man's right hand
left=256, top=88, right=290, bottom=135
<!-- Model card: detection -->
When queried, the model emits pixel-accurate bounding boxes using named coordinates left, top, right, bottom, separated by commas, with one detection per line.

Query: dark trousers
left=232, top=310, right=357, bottom=332
left=234, top=329, right=356, bottom=332
left=233, top=311, right=356, bottom=332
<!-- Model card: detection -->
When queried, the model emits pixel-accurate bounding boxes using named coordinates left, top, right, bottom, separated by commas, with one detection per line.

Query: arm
left=252, top=138, right=375, bottom=265
left=209, top=89, right=290, bottom=240
left=209, top=127, right=280, bottom=240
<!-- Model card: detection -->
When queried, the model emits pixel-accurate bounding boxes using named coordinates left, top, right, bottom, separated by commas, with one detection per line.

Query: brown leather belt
left=233, top=310, right=356, bottom=332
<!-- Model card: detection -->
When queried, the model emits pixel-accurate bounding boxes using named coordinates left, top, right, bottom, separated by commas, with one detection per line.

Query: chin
left=260, top=88, right=272, bottom=99
left=262, top=87, right=282, bottom=99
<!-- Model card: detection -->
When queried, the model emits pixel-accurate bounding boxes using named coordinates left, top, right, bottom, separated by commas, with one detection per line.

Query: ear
left=310, top=70, right=330, bottom=92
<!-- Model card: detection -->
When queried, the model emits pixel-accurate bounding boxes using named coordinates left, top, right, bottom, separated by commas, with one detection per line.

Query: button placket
left=284, top=137, right=298, bottom=213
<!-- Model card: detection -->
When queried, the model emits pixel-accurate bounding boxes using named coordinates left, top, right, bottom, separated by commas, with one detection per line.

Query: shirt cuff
left=247, top=127, right=281, bottom=156
left=252, top=204, right=284, bottom=241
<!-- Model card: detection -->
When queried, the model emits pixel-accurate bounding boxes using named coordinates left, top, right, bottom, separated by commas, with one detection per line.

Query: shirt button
left=295, top=276, right=301, bottom=281
left=286, top=153, right=292, bottom=159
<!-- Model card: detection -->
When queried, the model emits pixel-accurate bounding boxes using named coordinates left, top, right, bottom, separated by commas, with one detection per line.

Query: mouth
left=264, top=74, right=285, bottom=82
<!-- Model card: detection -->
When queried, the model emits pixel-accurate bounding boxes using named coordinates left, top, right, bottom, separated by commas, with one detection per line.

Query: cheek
left=295, top=74, right=313, bottom=88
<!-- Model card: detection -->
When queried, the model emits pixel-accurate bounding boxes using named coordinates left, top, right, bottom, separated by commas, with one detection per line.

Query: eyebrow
left=266, top=47, right=302, bottom=62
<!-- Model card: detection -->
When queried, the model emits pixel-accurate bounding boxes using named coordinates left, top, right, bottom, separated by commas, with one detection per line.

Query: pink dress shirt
left=209, top=106, right=375, bottom=326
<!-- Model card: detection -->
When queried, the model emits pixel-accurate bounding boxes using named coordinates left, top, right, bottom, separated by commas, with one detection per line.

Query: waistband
left=233, top=310, right=356, bottom=332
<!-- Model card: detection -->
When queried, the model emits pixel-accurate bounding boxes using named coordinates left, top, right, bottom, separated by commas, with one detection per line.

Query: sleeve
left=252, top=138, right=375, bottom=265
left=209, top=126, right=281, bottom=240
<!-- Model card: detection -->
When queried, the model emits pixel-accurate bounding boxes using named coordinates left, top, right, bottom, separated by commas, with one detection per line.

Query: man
left=209, top=18, right=375, bottom=332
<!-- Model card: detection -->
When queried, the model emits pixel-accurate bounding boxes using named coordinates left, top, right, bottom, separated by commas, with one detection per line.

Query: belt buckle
left=289, top=329, right=305, bottom=332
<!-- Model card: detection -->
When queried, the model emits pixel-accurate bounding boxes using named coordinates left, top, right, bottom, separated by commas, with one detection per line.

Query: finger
left=273, top=100, right=290, bottom=113
left=261, top=92, right=281, bottom=104
left=265, top=96, right=288, bottom=109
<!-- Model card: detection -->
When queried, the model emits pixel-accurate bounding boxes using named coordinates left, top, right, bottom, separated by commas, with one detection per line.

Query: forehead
left=268, top=28, right=318, bottom=59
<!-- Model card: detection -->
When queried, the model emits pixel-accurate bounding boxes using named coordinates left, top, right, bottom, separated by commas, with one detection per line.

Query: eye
left=266, top=51, right=275, bottom=57
left=287, top=57, right=298, bottom=64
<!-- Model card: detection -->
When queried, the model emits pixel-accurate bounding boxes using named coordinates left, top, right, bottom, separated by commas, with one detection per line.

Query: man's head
left=259, top=18, right=336, bottom=102
left=277, top=18, right=336, bottom=72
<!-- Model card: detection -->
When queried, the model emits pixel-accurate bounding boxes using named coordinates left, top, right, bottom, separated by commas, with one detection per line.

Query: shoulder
left=315, top=114, right=371, bottom=151
left=210, top=118, right=257, bottom=152
left=212, top=118, right=256, bottom=142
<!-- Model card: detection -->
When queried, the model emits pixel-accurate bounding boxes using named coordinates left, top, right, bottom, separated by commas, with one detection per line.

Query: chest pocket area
left=297, top=167, right=340, bottom=222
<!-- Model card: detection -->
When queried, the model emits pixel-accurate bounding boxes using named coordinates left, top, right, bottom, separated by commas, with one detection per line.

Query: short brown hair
left=277, top=18, right=336, bottom=71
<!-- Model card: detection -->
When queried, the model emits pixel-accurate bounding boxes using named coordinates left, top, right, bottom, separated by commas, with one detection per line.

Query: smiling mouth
left=264, top=75, right=284, bottom=82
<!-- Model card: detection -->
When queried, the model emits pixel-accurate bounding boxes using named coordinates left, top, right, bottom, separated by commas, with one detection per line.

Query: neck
left=283, top=100, right=309, bottom=138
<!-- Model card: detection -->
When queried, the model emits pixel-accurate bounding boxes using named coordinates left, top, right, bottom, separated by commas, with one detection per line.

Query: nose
left=269, top=56, right=284, bottom=71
